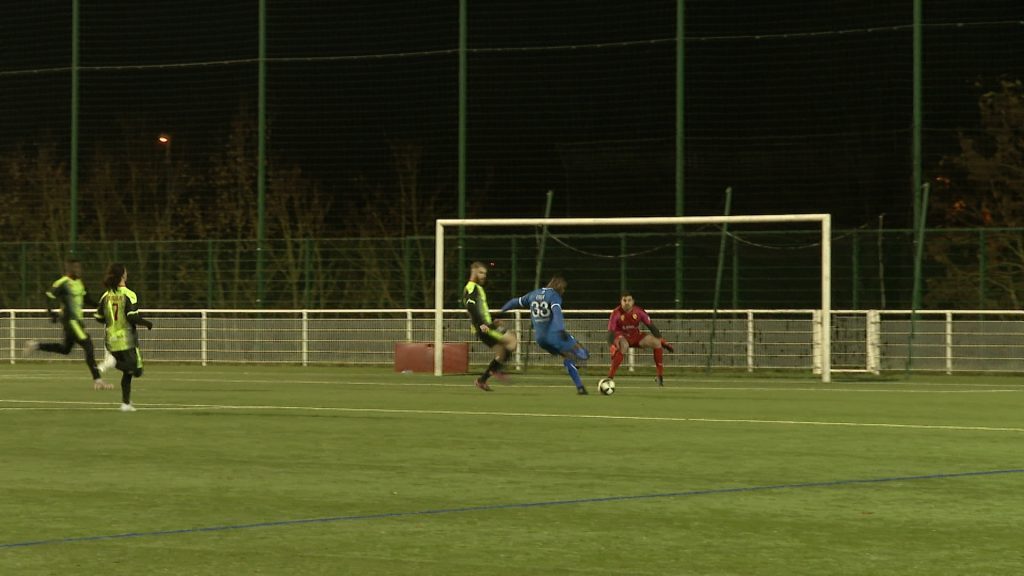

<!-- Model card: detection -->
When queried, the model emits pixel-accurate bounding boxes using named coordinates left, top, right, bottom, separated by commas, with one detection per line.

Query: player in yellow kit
left=23, top=259, right=111, bottom=389
left=93, top=264, right=154, bottom=412
left=463, top=261, right=517, bottom=391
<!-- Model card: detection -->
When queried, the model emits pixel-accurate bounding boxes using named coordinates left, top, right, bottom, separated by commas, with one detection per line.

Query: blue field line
left=2, top=468, right=1022, bottom=550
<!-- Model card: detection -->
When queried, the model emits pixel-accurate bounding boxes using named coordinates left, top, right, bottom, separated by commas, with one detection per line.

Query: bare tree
left=927, top=77, right=1024, bottom=309
left=344, top=141, right=452, bottom=308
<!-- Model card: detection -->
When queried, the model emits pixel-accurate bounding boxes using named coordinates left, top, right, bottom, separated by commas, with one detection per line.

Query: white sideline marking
left=105, top=373, right=1024, bottom=390
left=2, top=369, right=1021, bottom=393
left=1, top=398, right=1022, bottom=433
left=162, top=376, right=1024, bottom=394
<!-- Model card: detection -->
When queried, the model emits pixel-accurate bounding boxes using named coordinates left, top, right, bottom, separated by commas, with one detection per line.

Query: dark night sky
left=1, top=1, right=1022, bottom=231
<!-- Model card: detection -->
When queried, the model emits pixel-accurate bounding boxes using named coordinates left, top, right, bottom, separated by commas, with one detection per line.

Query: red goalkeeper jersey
left=607, top=305, right=652, bottom=336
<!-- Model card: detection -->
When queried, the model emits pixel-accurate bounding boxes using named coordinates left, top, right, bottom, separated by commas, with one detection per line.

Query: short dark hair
left=547, top=275, right=567, bottom=292
left=620, top=290, right=633, bottom=299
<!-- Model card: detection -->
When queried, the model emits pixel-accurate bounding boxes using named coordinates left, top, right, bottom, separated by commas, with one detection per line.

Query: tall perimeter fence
left=2, top=225, right=1023, bottom=311
left=1, top=3, right=1022, bottom=313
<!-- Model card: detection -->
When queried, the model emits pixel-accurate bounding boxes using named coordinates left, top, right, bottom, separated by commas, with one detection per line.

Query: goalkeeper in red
left=607, top=291, right=674, bottom=386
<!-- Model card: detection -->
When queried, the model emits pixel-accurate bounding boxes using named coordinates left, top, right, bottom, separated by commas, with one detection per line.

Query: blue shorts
left=536, top=333, right=589, bottom=360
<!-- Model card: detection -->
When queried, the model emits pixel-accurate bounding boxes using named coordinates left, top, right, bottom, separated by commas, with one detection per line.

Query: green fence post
left=731, top=234, right=739, bottom=309
left=978, top=229, right=986, bottom=308
left=157, top=242, right=165, bottom=306
left=533, top=191, right=554, bottom=289
left=510, top=236, right=518, bottom=296
left=619, top=234, right=627, bottom=294
left=706, top=186, right=733, bottom=372
left=403, top=236, right=412, bottom=309
left=20, top=243, right=28, bottom=307
left=69, top=0, right=80, bottom=256
left=256, top=0, right=267, bottom=308
left=876, top=215, right=887, bottom=310
left=304, top=238, right=313, bottom=309
left=851, top=229, right=860, bottom=309
left=456, top=0, right=468, bottom=286
left=207, top=239, right=214, bottom=308
left=674, top=0, right=686, bottom=308
left=908, top=183, right=930, bottom=373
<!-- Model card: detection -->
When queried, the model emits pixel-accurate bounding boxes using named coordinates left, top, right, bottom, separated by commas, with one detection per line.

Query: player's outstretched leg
left=474, top=358, right=497, bottom=391
left=98, top=347, right=117, bottom=374
left=38, top=340, right=74, bottom=355
left=563, top=358, right=587, bottom=395
left=653, top=347, right=664, bottom=386
left=573, top=342, right=590, bottom=362
left=23, top=339, right=39, bottom=356
left=488, top=348, right=511, bottom=383
left=609, top=344, right=624, bottom=378
left=80, top=338, right=110, bottom=390
left=119, top=372, right=136, bottom=412
left=487, top=353, right=510, bottom=383
left=490, top=338, right=515, bottom=383
left=474, top=356, right=499, bottom=391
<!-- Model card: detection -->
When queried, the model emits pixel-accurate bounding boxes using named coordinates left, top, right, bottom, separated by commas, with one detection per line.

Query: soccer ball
left=598, top=377, right=616, bottom=396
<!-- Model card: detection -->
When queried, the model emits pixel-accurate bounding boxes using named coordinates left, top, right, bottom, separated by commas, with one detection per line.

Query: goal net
left=434, top=215, right=834, bottom=382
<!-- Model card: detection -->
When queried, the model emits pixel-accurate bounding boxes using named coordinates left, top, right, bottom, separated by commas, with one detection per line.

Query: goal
left=434, top=215, right=834, bottom=382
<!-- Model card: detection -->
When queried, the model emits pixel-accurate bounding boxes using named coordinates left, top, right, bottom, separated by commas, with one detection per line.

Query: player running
left=93, top=264, right=154, bottom=412
left=607, top=291, right=674, bottom=386
left=463, top=261, right=518, bottom=391
left=501, top=275, right=590, bottom=395
left=23, top=258, right=111, bottom=390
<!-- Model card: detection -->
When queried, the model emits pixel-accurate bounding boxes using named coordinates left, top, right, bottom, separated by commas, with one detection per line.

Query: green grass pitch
left=1, top=363, right=1022, bottom=575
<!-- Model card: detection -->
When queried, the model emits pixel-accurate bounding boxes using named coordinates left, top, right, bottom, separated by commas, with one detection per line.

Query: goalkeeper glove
left=660, top=338, right=674, bottom=353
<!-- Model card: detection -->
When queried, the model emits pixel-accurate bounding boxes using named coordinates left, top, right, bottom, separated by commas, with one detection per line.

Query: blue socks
left=563, top=358, right=583, bottom=389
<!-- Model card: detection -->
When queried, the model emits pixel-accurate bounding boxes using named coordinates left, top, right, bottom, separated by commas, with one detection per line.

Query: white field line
left=92, top=372, right=1024, bottom=390
left=164, top=378, right=1024, bottom=394
left=1, top=398, right=1022, bottom=433
left=6, top=363, right=1023, bottom=387
left=0, top=372, right=1019, bottom=394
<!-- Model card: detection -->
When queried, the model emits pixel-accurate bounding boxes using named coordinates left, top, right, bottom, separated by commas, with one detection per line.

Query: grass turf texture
left=1, top=364, right=1022, bottom=575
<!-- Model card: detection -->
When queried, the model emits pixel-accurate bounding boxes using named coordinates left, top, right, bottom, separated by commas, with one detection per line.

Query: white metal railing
left=4, top=308, right=1023, bottom=374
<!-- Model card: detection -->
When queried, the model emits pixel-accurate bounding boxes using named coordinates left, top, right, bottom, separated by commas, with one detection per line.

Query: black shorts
left=475, top=325, right=505, bottom=347
left=112, top=348, right=144, bottom=377
left=62, top=319, right=91, bottom=343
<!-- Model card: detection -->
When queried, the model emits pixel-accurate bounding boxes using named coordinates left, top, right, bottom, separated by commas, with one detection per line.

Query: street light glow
left=157, top=134, right=170, bottom=144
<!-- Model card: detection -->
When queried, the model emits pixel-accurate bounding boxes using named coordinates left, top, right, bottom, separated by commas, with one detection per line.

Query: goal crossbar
left=434, top=214, right=833, bottom=382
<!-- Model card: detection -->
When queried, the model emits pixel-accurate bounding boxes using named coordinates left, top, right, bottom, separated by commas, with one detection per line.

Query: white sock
left=99, top=354, right=117, bottom=373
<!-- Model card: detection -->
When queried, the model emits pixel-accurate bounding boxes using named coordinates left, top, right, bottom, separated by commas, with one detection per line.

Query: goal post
left=434, top=214, right=833, bottom=382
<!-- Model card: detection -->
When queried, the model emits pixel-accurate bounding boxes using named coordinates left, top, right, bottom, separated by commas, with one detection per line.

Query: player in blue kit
left=500, top=275, right=590, bottom=395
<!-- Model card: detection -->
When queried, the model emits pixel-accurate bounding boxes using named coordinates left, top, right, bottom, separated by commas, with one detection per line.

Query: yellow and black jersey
left=94, top=287, right=143, bottom=352
left=46, top=275, right=92, bottom=323
left=463, top=281, right=493, bottom=334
